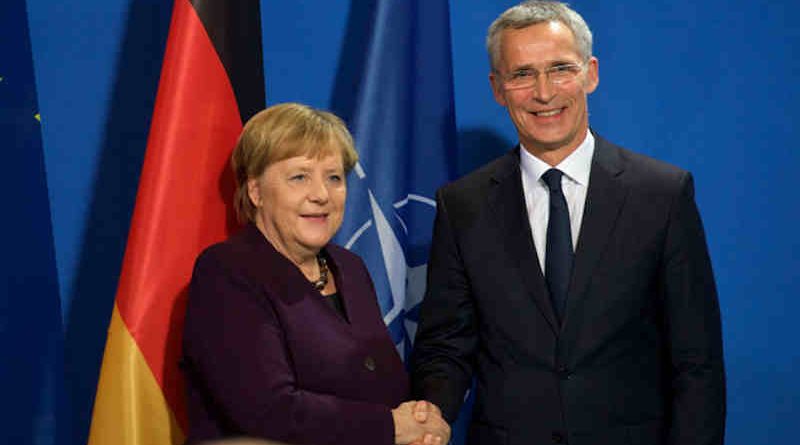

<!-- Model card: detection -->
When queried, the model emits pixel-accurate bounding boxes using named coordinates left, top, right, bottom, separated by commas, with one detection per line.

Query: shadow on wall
left=62, top=1, right=171, bottom=444
left=329, top=0, right=510, bottom=183
left=328, top=0, right=378, bottom=122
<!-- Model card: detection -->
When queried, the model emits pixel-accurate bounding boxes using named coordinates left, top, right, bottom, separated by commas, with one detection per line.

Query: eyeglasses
left=498, top=62, right=586, bottom=90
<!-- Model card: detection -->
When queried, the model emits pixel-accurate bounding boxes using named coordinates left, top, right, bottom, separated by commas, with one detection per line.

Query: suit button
left=557, top=366, right=571, bottom=379
left=551, top=431, right=566, bottom=443
left=364, top=356, right=376, bottom=371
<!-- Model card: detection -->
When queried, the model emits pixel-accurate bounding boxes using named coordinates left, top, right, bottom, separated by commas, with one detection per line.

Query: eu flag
left=0, top=1, right=67, bottom=444
left=333, top=0, right=457, bottom=360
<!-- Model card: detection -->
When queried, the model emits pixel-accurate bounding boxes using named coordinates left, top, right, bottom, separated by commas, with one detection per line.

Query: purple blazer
left=182, top=224, right=409, bottom=445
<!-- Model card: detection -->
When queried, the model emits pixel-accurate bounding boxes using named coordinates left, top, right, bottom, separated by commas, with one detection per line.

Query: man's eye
left=513, top=69, right=535, bottom=79
left=551, top=64, right=579, bottom=73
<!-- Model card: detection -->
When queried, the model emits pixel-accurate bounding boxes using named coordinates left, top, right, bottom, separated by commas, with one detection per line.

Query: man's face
left=490, top=21, right=599, bottom=158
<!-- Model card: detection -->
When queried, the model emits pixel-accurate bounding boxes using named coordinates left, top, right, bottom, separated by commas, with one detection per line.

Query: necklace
left=311, top=254, right=329, bottom=291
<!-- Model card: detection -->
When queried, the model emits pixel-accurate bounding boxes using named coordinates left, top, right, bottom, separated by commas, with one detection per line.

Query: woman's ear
left=247, top=177, right=261, bottom=208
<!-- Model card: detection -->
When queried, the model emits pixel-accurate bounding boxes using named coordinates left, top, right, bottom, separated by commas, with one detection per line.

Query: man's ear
left=583, top=56, right=599, bottom=94
left=489, top=71, right=508, bottom=107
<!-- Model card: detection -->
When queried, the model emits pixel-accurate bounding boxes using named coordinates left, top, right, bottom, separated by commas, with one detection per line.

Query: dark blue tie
left=542, top=169, right=574, bottom=323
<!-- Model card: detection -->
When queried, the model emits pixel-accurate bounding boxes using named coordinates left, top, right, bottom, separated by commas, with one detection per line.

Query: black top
left=322, top=291, right=347, bottom=321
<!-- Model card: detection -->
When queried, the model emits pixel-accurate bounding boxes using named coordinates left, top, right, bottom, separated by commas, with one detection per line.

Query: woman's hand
left=392, top=400, right=450, bottom=445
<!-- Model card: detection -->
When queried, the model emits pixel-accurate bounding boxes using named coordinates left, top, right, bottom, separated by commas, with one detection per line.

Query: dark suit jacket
left=182, top=224, right=408, bottom=445
left=411, top=134, right=725, bottom=445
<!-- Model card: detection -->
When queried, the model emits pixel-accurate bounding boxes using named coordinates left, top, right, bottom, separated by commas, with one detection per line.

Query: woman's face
left=248, top=151, right=346, bottom=262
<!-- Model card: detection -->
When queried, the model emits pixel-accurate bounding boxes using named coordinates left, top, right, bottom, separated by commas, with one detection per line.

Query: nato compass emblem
left=341, top=162, right=437, bottom=360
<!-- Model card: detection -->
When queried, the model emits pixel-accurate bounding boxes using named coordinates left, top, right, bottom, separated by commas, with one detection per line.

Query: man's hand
left=412, top=400, right=442, bottom=423
left=392, top=400, right=450, bottom=445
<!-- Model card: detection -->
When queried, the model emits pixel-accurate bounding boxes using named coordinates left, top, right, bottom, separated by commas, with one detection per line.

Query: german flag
left=87, top=1, right=264, bottom=443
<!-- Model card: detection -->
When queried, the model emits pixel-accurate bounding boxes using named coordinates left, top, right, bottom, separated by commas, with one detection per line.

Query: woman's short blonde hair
left=231, top=103, right=358, bottom=223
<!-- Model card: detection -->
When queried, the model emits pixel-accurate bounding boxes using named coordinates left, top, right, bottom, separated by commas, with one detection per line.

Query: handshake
left=391, top=400, right=451, bottom=445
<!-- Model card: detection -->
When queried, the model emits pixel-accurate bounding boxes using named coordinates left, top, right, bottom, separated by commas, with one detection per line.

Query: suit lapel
left=488, top=149, right=559, bottom=333
left=563, top=135, right=627, bottom=327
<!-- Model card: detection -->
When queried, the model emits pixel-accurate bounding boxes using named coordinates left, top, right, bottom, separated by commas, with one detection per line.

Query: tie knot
left=542, top=169, right=564, bottom=192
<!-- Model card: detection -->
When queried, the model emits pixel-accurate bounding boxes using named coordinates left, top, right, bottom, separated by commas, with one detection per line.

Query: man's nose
left=532, top=75, right=556, bottom=102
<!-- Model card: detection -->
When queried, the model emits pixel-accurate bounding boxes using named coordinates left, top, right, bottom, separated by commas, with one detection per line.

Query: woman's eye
left=329, top=174, right=343, bottom=183
left=289, top=174, right=307, bottom=182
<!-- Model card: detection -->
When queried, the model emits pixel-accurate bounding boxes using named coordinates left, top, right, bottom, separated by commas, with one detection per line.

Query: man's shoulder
left=440, top=148, right=518, bottom=197
left=595, top=134, right=689, bottom=190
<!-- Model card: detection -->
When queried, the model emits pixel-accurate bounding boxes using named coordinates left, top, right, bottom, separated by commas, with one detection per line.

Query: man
left=410, top=2, right=726, bottom=445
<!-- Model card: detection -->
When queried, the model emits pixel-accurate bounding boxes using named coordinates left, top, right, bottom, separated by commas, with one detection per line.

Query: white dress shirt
left=519, top=131, right=595, bottom=273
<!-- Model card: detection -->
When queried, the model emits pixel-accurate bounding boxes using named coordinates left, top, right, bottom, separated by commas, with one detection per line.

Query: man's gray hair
left=486, top=1, right=593, bottom=71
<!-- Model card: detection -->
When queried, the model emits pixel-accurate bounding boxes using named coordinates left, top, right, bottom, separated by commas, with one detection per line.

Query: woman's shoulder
left=325, top=243, right=367, bottom=271
left=194, top=224, right=267, bottom=272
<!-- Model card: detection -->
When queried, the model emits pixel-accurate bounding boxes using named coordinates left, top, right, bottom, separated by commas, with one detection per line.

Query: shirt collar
left=519, top=130, right=595, bottom=186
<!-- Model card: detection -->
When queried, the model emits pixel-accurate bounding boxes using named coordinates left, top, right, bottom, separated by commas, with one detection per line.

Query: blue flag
left=0, top=1, right=67, bottom=444
left=331, top=2, right=474, bottom=442
left=333, top=0, right=457, bottom=359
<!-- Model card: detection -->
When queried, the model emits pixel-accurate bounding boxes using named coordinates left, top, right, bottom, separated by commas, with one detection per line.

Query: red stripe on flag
left=114, top=0, right=243, bottom=431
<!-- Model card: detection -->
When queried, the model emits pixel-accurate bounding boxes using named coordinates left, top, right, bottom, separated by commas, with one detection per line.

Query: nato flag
left=333, top=0, right=457, bottom=360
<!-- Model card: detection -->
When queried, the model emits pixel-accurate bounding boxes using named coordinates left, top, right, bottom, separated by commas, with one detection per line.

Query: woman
left=181, top=103, right=448, bottom=445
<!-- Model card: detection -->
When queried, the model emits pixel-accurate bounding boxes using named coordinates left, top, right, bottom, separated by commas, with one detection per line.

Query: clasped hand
left=392, top=400, right=450, bottom=445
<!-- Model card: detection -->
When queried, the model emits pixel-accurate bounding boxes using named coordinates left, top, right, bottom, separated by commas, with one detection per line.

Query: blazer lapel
left=562, top=135, right=627, bottom=327
left=488, top=149, right=559, bottom=333
left=244, top=224, right=320, bottom=305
